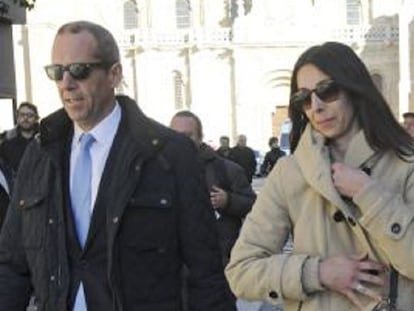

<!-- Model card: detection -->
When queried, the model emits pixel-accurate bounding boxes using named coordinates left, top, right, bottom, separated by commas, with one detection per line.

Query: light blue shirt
left=70, top=102, right=121, bottom=212
left=0, top=169, right=9, bottom=195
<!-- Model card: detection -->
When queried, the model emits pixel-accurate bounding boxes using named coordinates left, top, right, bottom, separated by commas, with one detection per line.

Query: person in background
left=260, top=137, right=286, bottom=177
left=216, top=135, right=231, bottom=159
left=0, top=102, right=39, bottom=175
left=226, top=41, right=414, bottom=311
left=229, top=134, right=257, bottom=183
left=0, top=20, right=236, bottom=311
left=170, top=111, right=256, bottom=266
left=402, top=112, right=414, bottom=138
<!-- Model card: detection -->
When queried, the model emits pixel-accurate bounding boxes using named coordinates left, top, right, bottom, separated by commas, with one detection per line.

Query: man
left=259, top=137, right=286, bottom=177
left=216, top=135, right=231, bottom=159
left=0, top=102, right=39, bottom=175
left=402, top=112, right=414, bottom=138
left=170, top=111, right=256, bottom=265
left=229, top=134, right=257, bottom=183
left=0, top=21, right=235, bottom=311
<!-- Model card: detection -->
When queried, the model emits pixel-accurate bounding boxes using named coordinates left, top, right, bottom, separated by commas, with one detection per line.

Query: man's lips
left=65, top=97, right=83, bottom=104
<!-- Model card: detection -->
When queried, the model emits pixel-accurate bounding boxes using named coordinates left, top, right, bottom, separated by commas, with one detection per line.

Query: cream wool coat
left=225, top=125, right=414, bottom=311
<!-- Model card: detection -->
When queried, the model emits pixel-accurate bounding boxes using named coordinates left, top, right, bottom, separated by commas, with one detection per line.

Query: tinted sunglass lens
left=315, top=82, right=340, bottom=102
left=45, top=65, right=63, bottom=81
left=291, top=90, right=311, bottom=111
left=69, top=64, right=90, bottom=80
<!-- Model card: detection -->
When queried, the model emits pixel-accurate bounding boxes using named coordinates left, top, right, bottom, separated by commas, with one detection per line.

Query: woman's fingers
left=357, top=271, right=384, bottom=286
left=352, top=282, right=383, bottom=303
left=345, top=289, right=365, bottom=311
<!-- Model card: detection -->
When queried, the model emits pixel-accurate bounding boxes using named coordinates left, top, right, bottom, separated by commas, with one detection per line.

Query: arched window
left=176, top=0, right=191, bottom=29
left=347, top=0, right=362, bottom=25
left=123, top=0, right=139, bottom=30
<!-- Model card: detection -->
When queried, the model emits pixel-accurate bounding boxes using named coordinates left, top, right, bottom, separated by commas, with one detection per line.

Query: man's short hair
left=18, top=102, right=39, bottom=118
left=56, top=21, right=120, bottom=66
left=171, top=110, right=203, bottom=139
left=403, top=112, right=414, bottom=119
left=268, top=136, right=278, bottom=146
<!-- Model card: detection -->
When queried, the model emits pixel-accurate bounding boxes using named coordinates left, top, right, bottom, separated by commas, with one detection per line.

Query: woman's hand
left=331, top=162, right=371, bottom=198
left=319, top=254, right=385, bottom=309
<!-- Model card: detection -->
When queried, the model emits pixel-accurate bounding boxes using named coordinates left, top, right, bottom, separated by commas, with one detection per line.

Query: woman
left=225, top=42, right=414, bottom=311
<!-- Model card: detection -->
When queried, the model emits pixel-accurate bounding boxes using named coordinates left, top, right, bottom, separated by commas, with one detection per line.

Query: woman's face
left=294, top=64, right=360, bottom=144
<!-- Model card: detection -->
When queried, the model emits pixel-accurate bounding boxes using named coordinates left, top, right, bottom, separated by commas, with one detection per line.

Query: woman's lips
left=316, top=117, right=334, bottom=128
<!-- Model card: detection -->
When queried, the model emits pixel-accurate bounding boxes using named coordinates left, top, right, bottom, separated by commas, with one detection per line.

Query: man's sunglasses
left=44, top=62, right=110, bottom=81
left=290, top=79, right=341, bottom=111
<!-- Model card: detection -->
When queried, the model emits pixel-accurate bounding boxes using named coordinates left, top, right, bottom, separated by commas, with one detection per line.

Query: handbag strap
left=389, top=265, right=399, bottom=307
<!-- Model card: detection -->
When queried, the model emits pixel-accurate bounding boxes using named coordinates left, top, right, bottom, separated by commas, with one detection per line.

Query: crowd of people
left=0, top=21, right=413, bottom=311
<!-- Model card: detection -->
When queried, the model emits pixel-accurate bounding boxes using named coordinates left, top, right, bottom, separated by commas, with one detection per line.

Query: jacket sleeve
left=219, top=161, right=256, bottom=218
left=0, top=192, right=32, bottom=310
left=260, top=152, right=271, bottom=176
left=353, top=156, right=414, bottom=279
left=225, top=158, right=322, bottom=304
left=175, top=140, right=237, bottom=311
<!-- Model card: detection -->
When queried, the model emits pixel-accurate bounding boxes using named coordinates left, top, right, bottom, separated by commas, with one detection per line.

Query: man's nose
left=58, top=71, right=76, bottom=89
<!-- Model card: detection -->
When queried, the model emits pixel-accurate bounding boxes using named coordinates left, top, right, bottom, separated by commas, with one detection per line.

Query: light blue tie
left=70, top=133, right=94, bottom=311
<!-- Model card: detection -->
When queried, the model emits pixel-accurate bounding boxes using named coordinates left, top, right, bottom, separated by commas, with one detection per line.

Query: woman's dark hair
left=288, top=41, right=414, bottom=158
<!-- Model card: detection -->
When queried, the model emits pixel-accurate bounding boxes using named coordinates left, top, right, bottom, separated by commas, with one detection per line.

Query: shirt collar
left=73, top=101, right=121, bottom=145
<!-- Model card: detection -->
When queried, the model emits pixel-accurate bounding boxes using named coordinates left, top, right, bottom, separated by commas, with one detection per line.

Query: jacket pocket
left=121, top=192, right=174, bottom=250
left=118, top=192, right=176, bottom=293
left=19, top=193, right=46, bottom=249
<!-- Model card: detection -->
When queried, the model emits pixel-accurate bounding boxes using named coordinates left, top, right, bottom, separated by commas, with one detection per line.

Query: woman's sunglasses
left=290, top=79, right=341, bottom=111
left=44, top=62, right=110, bottom=81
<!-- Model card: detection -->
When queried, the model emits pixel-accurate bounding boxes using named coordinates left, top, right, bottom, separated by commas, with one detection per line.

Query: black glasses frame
left=290, top=79, right=341, bottom=112
left=44, top=62, right=111, bottom=81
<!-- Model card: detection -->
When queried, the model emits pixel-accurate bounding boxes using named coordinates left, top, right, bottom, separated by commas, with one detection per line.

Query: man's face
left=170, top=116, right=202, bottom=146
left=50, top=30, right=121, bottom=131
left=237, top=135, right=247, bottom=146
left=219, top=137, right=229, bottom=148
left=17, top=106, right=38, bottom=131
left=403, top=116, right=414, bottom=138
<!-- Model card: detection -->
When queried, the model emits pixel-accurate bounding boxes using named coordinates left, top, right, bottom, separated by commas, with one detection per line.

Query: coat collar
left=39, top=95, right=166, bottom=160
left=294, top=124, right=377, bottom=211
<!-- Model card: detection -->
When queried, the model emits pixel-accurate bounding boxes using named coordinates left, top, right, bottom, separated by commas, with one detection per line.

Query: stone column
left=399, top=0, right=413, bottom=116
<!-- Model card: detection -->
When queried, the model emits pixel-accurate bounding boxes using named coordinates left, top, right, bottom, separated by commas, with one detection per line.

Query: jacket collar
left=199, top=143, right=218, bottom=162
left=39, top=95, right=166, bottom=159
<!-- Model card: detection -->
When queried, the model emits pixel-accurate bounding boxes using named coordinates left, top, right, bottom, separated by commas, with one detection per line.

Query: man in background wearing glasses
left=0, top=21, right=236, bottom=311
left=0, top=102, right=39, bottom=177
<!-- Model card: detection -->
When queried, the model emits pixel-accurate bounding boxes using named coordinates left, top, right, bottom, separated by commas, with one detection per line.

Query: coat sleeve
left=353, top=156, right=414, bottom=279
left=174, top=140, right=237, bottom=311
left=225, top=158, right=321, bottom=304
left=219, top=161, right=256, bottom=218
left=0, top=185, right=32, bottom=310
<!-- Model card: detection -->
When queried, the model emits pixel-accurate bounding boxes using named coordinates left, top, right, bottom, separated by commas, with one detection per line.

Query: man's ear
left=108, top=62, right=123, bottom=88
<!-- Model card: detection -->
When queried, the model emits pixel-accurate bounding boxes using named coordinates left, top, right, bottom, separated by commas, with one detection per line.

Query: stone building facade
left=11, top=0, right=414, bottom=151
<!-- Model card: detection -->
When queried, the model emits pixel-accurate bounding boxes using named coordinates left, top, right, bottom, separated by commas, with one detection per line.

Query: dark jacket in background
left=0, top=96, right=236, bottom=311
left=200, top=144, right=256, bottom=265
left=0, top=128, right=37, bottom=175
left=229, top=145, right=257, bottom=183
left=260, top=147, right=286, bottom=176
left=216, top=146, right=231, bottom=159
